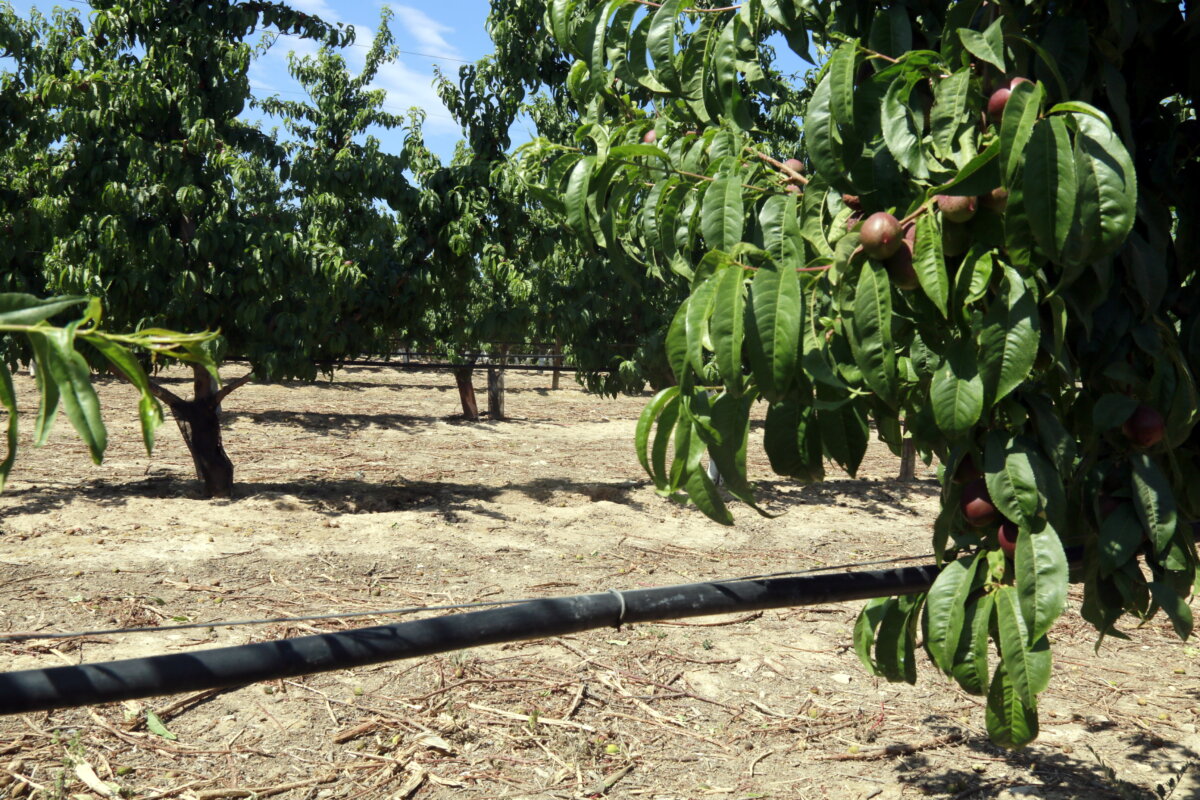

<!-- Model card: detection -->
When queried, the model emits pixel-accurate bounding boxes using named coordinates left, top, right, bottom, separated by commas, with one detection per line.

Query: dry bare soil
left=1, top=366, right=1197, bottom=800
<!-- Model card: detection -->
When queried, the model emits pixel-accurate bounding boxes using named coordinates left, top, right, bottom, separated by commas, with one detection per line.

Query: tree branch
left=212, top=371, right=255, bottom=406
left=107, top=363, right=186, bottom=409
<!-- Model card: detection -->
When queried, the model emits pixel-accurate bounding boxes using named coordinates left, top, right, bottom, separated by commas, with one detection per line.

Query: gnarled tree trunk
left=137, top=364, right=252, bottom=498
left=167, top=366, right=234, bottom=497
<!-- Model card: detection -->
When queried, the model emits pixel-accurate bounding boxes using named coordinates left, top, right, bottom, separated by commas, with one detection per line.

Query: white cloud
left=372, top=59, right=460, bottom=134
left=390, top=4, right=460, bottom=59
left=289, top=0, right=341, bottom=21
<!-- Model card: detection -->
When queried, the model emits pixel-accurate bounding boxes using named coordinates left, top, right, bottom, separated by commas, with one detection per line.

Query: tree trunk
left=898, top=438, right=918, bottom=481
left=551, top=339, right=562, bottom=390
left=487, top=346, right=506, bottom=420
left=165, top=365, right=235, bottom=498
left=454, top=364, right=479, bottom=421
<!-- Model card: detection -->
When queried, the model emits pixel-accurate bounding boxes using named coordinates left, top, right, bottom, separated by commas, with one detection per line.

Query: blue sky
left=5, top=0, right=502, bottom=163
left=5, top=1, right=811, bottom=164
left=252, top=0, right=501, bottom=162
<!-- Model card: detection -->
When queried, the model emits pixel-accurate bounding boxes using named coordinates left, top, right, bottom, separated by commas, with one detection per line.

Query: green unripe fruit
left=860, top=212, right=903, bottom=260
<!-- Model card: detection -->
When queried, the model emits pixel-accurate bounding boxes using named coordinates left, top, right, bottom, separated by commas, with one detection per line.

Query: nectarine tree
left=518, top=0, right=1197, bottom=747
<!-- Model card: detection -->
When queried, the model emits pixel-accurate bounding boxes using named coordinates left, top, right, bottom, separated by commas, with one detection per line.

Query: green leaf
left=608, top=143, right=671, bottom=163
left=0, top=294, right=87, bottom=326
left=845, top=261, right=896, bottom=404
left=804, top=73, right=844, bottom=184
left=958, top=19, right=1006, bottom=71
left=25, top=328, right=107, bottom=465
left=827, top=39, right=858, bottom=128
left=702, top=161, right=744, bottom=252
left=882, top=77, right=928, bottom=178
left=930, top=69, right=972, bottom=160
left=1068, top=112, right=1137, bottom=262
left=686, top=277, right=718, bottom=375
left=1130, top=453, right=1178, bottom=556
left=1015, top=519, right=1068, bottom=644
left=647, top=0, right=683, bottom=94
left=1147, top=581, right=1194, bottom=641
left=636, top=388, right=680, bottom=491
left=874, top=594, right=922, bottom=684
left=986, top=663, right=1039, bottom=749
left=0, top=362, right=16, bottom=491
left=930, top=345, right=984, bottom=440
left=978, top=265, right=1039, bottom=405
left=925, top=553, right=982, bottom=674
left=854, top=598, right=891, bottom=677
left=816, top=390, right=868, bottom=477
left=931, top=139, right=1000, bottom=196
left=999, top=80, right=1044, bottom=183
left=995, top=587, right=1051, bottom=708
left=984, top=431, right=1040, bottom=528
left=746, top=262, right=802, bottom=403
left=564, top=155, right=595, bottom=240
left=1024, top=116, right=1077, bottom=260
left=85, top=337, right=164, bottom=454
left=145, top=710, right=178, bottom=741
left=665, top=300, right=690, bottom=381
left=1092, top=393, right=1137, bottom=430
left=710, top=264, right=747, bottom=397
left=763, top=399, right=823, bottom=482
left=1026, top=395, right=1076, bottom=476
left=685, top=458, right=733, bottom=525
left=1098, top=502, right=1144, bottom=578
left=913, top=212, right=949, bottom=316
left=26, top=331, right=62, bottom=448
left=951, top=592, right=993, bottom=696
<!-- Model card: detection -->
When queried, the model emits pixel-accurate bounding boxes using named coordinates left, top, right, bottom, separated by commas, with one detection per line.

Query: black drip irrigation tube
left=0, top=564, right=939, bottom=716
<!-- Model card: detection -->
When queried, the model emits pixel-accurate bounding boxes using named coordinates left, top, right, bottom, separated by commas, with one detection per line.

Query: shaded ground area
left=0, top=366, right=1196, bottom=799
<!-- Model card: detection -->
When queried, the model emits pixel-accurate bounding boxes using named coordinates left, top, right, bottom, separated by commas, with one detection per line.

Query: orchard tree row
left=506, top=0, right=1199, bottom=747
left=0, top=0, right=675, bottom=496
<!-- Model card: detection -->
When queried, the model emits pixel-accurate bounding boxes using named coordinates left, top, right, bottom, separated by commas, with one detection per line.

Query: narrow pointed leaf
left=1024, top=117, right=1076, bottom=260
left=913, top=213, right=949, bottom=316
left=846, top=261, right=896, bottom=404
left=1015, top=520, right=1068, bottom=643
left=996, top=587, right=1052, bottom=708
left=978, top=265, right=1039, bottom=405
left=986, top=663, right=1039, bottom=749
left=746, top=262, right=801, bottom=402
left=710, top=264, right=746, bottom=396
left=925, top=553, right=981, bottom=673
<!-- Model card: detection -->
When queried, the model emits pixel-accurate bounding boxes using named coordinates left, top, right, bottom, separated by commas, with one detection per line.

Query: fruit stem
left=898, top=204, right=930, bottom=228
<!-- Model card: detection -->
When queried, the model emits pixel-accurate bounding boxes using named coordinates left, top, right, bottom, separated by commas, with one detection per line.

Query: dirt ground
left=0, top=365, right=1197, bottom=800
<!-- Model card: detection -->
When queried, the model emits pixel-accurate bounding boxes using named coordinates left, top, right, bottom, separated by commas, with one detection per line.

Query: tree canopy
left=517, top=0, right=1199, bottom=747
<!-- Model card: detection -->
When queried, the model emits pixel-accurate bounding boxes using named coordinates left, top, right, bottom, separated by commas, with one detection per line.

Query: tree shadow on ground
left=754, top=477, right=940, bottom=519
left=0, top=475, right=650, bottom=519
left=223, top=409, right=545, bottom=431
left=871, top=719, right=1196, bottom=798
